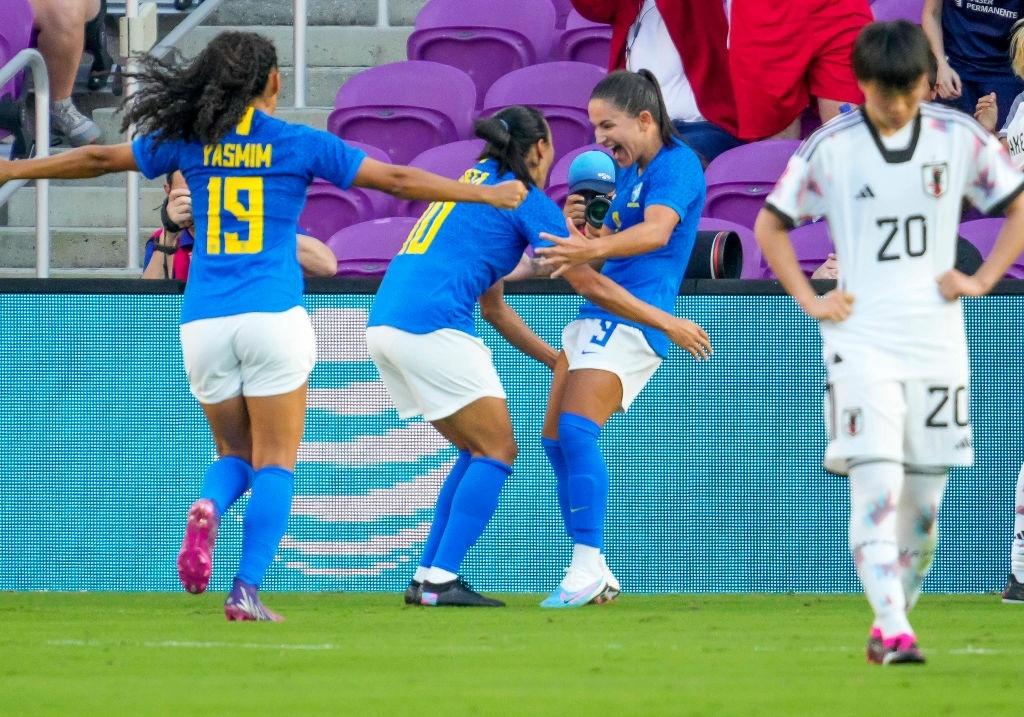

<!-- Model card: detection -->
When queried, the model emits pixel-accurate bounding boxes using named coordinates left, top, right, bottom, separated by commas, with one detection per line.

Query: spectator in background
left=142, top=170, right=338, bottom=280
left=29, top=0, right=103, bottom=146
left=569, top=0, right=740, bottom=164
left=729, top=0, right=872, bottom=140
left=923, top=0, right=1024, bottom=130
left=975, top=22, right=1024, bottom=169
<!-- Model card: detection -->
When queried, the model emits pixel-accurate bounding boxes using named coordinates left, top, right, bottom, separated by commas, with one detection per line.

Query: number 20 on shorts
left=206, top=176, right=265, bottom=255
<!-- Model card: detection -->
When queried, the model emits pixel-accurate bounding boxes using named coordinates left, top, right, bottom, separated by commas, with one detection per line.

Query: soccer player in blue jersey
left=366, top=105, right=712, bottom=606
left=0, top=32, right=527, bottom=620
left=534, top=70, right=709, bottom=607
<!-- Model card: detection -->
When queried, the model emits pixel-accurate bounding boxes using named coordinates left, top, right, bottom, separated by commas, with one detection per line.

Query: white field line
left=752, top=644, right=1016, bottom=655
left=46, top=639, right=338, bottom=651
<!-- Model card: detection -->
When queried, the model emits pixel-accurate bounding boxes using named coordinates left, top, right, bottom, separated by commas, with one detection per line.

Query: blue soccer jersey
left=577, top=139, right=705, bottom=358
left=132, top=108, right=366, bottom=323
left=367, top=158, right=563, bottom=336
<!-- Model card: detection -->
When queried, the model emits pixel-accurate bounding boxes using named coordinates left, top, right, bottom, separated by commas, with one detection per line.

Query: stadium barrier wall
left=1, top=279, right=1021, bottom=593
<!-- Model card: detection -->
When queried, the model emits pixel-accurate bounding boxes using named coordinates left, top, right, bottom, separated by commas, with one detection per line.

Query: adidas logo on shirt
left=855, top=185, right=875, bottom=199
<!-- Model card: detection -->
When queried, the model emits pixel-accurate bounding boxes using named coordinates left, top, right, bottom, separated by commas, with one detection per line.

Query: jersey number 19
left=206, top=176, right=265, bottom=255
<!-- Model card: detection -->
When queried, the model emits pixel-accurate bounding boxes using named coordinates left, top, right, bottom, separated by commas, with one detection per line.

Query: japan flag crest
left=922, top=162, right=948, bottom=198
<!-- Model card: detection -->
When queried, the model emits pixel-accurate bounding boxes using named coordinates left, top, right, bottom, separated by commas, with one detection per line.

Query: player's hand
left=936, top=61, right=962, bottom=100
left=802, top=289, right=854, bottom=322
left=563, top=193, right=586, bottom=228
left=537, top=217, right=597, bottom=278
left=665, top=317, right=712, bottom=361
left=166, top=187, right=193, bottom=228
left=974, top=92, right=998, bottom=133
left=489, top=180, right=528, bottom=209
left=810, top=253, right=839, bottom=280
left=937, top=268, right=990, bottom=300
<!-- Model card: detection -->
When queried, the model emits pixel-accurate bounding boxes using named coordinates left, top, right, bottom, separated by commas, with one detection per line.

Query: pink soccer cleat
left=176, top=499, right=219, bottom=594
left=224, top=579, right=285, bottom=622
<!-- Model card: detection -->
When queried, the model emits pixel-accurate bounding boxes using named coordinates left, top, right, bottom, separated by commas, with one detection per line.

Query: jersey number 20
left=206, top=176, right=264, bottom=255
left=876, top=215, right=927, bottom=262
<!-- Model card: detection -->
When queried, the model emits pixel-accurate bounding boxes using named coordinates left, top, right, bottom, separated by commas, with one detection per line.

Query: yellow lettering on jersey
left=236, top=107, right=255, bottom=136
left=202, top=143, right=273, bottom=169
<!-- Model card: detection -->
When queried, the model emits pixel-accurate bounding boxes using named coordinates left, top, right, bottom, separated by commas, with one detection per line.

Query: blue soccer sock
left=542, top=437, right=574, bottom=540
left=418, top=450, right=473, bottom=573
left=431, top=457, right=512, bottom=575
left=558, top=413, right=609, bottom=551
left=200, top=455, right=254, bottom=517
left=237, top=465, right=295, bottom=587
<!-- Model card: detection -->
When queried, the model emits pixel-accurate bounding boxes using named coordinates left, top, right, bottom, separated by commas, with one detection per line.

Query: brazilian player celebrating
left=0, top=32, right=527, bottom=620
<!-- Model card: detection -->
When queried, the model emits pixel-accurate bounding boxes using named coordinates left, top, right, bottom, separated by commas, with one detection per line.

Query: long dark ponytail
left=120, top=31, right=278, bottom=145
left=590, top=69, right=678, bottom=147
left=474, top=105, right=550, bottom=187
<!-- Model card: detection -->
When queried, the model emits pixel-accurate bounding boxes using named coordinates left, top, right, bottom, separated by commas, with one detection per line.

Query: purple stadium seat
left=298, top=141, right=396, bottom=241
left=400, top=138, right=486, bottom=216
left=327, top=61, right=477, bottom=165
left=871, top=0, right=924, bottom=23
left=697, top=218, right=764, bottom=280
left=327, top=217, right=419, bottom=279
left=958, top=218, right=1024, bottom=278
left=545, top=143, right=612, bottom=207
left=407, top=0, right=557, bottom=107
left=0, top=0, right=34, bottom=101
left=703, top=139, right=801, bottom=228
left=765, top=221, right=835, bottom=278
left=551, top=0, right=573, bottom=28
left=557, top=10, right=612, bottom=67
left=482, top=62, right=606, bottom=165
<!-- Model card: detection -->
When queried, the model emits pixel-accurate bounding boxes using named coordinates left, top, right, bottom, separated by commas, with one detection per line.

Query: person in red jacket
left=729, top=0, right=872, bottom=140
left=570, top=0, right=741, bottom=163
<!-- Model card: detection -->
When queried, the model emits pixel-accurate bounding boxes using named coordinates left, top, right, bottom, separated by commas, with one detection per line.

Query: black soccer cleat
left=1002, top=573, right=1024, bottom=603
left=420, top=577, right=505, bottom=607
left=404, top=579, right=422, bottom=606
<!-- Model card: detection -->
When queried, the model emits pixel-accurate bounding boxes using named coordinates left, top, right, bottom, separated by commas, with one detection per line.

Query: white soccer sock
left=562, top=544, right=603, bottom=590
left=1012, top=464, right=1024, bottom=582
left=897, top=468, right=948, bottom=612
left=413, top=566, right=430, bottom=583
left=848, top=461, right=913, bottom=638
left=425, top=567, right=458, bottom=585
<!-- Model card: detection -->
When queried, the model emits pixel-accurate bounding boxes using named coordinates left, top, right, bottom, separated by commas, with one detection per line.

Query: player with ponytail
left=368, top=103, right=706, bottom=607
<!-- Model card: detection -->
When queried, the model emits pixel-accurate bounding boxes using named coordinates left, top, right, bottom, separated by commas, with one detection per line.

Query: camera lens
left=585, top=196, right=612, bottom=229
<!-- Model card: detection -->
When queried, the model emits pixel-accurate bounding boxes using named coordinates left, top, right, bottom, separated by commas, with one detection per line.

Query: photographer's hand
left=563, top=193, right=586, bottom=228
left=537, top=217, right=598, bottom=278
left=166, top=187, right=194, bottom=229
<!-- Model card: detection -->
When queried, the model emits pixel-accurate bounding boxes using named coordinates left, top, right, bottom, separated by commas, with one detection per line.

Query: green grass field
left=0, top=593, right=1017, bottom=715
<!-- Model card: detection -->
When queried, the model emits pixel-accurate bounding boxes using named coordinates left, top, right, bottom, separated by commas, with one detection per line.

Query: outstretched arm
left=0, top=144, right=137, bottom=182
left=560, top=263, right=711, bottom=361
left=535, top=207, right=677, bottom=277
left=479, top=281, right=558, bottom=369
left=353, top=158, right=526, bottom=209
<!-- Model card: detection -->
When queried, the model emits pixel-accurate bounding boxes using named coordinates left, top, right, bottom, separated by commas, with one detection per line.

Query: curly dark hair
left=120, top=31, right=278, bottom=146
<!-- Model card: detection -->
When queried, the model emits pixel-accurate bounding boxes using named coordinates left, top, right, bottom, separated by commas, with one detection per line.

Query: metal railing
left=0, top=49, right=51, bottom=278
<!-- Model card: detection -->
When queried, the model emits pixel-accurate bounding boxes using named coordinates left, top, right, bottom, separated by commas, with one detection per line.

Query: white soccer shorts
left=179, top=305, right=316, bottom=405
left=823, top=377, right=974, bottom=475
left=561, top=318, right=663, bottom=412
left=365, top=325, right=507, bottom=421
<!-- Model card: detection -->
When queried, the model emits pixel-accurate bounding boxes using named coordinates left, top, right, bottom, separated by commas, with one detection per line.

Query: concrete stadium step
left=0, top=227, right=154, bottom=269
left=91, top=106, right=331, bottom=146
left=175, top=25, right=412, bottom=66
left=6, top=187, right=166, bottom=228
left=206, top=0, right=427, bottom=27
